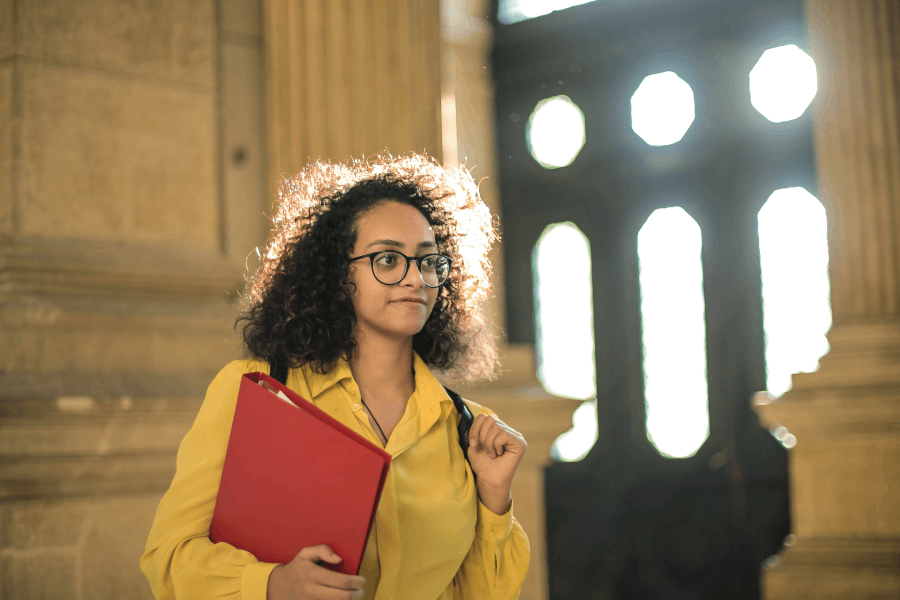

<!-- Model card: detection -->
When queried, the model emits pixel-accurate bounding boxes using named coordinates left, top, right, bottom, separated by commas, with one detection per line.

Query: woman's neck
left=348, top=330, right=416, bottom=406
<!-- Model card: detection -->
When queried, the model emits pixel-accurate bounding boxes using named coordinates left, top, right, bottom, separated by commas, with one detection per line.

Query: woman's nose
left=400, top=260, right=426, bottom=287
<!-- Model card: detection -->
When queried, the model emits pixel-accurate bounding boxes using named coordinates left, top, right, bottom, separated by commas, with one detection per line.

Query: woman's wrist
left=266, top=565, right=285, bottom=600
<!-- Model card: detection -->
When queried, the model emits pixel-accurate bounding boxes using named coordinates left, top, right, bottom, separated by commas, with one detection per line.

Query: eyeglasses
left=348, top=251, right=452, bottom=288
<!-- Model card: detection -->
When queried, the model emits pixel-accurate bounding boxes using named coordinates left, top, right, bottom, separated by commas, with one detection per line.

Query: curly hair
left=235, top=152, right=500, bottom=384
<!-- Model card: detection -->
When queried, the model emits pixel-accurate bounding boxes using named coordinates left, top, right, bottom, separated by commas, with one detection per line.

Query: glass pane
left=527, top=95, right=586, bottom=169
left=498, top=0, right=596, bottom=24
left=631, top=71, right=696, bottom=147
left=638, top=207, right=710, bottom=458
left=533, top=222, right=598, bottom=462
left=750, top=45, right=818, bottom=123
left=550, top=399, right=598, bottom=462
left=758, top=187, right=831, bottom=398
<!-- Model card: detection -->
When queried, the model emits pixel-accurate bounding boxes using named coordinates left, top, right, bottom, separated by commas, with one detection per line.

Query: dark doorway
left=492, top=1, right=810, bottom=597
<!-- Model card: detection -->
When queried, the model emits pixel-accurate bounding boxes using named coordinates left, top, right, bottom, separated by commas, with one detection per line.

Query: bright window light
left=550, top=399, right=598, bottom=462
left=498, top=0, right=596, bottom=24
left=758, top=187, right=831, bottom=398
left=631, top=71, right=696, bottom=146
left=750, top=44, right=818, bottom=123
left=526, top=95, right=586, bottom=169
left=638, top=207, right=709, bottom=459
left=534, top=222, right=596, bottom=400
left=533, top=222, right=598, bottom=461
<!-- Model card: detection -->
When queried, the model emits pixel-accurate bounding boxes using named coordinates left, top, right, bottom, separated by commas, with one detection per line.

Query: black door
left=492, top=1, right=813, bottom=597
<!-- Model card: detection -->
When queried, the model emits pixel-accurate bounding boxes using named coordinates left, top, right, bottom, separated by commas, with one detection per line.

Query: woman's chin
left=366, top=319, right=427, bottom=340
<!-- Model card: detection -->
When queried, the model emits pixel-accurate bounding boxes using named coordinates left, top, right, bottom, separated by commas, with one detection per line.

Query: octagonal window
left=758, top=187, right=831, bottom=398
left=631, top=71, right=696, bottom=146
left=527, top=95, right=586, bottom=169
left=750, top=44, right=818, bottom=123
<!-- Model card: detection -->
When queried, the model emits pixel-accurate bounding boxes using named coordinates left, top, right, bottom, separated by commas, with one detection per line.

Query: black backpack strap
left=267, top=356, right=288, bottom=386
left=443, top=385, right=476, bottom=483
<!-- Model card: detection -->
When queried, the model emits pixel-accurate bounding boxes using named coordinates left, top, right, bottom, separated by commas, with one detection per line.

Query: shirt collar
left=305, top=351, right=454, bottom=409
left=306, top=357, right=354, bottom=399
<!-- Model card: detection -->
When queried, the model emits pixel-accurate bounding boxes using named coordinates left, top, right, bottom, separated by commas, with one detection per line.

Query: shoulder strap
left=267, top=356, right=288, bottom=387
left=443, top=385, right=474, bottom=462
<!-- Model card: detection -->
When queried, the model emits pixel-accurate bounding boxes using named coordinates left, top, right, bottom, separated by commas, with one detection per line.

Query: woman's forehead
left=356, top=201, right=435, bottom=245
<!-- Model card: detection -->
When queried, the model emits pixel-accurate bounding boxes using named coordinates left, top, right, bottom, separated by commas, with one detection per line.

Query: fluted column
left=263, top=0, right=443, bottom=200
left=812, top=0, right=900, bottom=320
left=754, top=1, right=900, bottom=597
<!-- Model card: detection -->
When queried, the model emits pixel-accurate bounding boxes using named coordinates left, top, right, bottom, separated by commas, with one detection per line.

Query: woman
left=140, top=153, right=530, bottom=600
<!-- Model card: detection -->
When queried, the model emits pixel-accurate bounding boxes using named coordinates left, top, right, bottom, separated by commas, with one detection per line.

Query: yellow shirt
left=140, top=353, right=530, bottom=599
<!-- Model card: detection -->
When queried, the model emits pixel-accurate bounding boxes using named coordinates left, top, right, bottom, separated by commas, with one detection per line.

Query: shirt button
left=352, top=404, right=361, bottom=411
left=493, top=525, right=502, bottom=533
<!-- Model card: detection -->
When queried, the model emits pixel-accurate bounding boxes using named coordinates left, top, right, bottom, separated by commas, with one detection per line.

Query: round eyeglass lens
left=372, top=251, right=449, bottom=286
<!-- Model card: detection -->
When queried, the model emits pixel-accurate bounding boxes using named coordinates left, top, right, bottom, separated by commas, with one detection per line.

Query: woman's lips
left=392, top=300, right=426, bottom=307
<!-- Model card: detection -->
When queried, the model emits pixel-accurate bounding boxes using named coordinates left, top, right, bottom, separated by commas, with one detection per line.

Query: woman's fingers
left=470, top=413, right=505, bottom=458
left=468, top=413, right=490, bottom=449
left=484, top=426, right=505, bottom=458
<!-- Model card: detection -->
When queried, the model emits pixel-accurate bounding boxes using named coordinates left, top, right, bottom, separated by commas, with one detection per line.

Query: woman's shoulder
left=458, top=396, right=498, bottom=419
left=207, top=358, right=271, bottom=390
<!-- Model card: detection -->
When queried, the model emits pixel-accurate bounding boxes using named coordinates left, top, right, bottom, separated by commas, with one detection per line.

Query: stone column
left=263, top=0, right=444, bottom=200
left=753, top=1, right=900, bottom=597
left=0, top=0, right=269, bottom=596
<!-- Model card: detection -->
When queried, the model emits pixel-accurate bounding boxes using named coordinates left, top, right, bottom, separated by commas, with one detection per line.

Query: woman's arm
left=442, top=403, right=531, bottom=600
left=139, top=360, right=280, bottom=600
left=448, top=496, right=531, bottom=599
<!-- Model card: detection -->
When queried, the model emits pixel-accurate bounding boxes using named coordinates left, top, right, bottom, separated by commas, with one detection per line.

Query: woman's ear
left=340, top=278, right=356, bottom=301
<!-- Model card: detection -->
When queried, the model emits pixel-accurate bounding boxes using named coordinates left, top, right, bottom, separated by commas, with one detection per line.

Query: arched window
left=533, top=222, right=598, bottom=461
left=758, top=187, right=831, bottom=399
left=638, top=207, right=709, bottom=459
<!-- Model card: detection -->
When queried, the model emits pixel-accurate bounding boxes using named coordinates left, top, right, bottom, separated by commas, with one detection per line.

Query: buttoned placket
left=344, top=381, right=385, bottom=449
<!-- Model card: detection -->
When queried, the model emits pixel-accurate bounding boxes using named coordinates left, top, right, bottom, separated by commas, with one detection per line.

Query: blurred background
left=1, top=0, right=898, bottom=598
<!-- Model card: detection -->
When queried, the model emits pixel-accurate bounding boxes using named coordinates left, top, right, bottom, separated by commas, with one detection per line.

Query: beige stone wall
left=0, top=0, right=267, bottom=597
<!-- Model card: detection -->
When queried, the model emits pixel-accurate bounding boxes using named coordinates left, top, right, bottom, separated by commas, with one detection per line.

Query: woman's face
left=348, top=200, right=440, bottom=341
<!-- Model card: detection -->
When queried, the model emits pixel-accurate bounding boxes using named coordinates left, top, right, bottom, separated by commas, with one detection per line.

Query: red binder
left=209, top=372, right=392, bottom=575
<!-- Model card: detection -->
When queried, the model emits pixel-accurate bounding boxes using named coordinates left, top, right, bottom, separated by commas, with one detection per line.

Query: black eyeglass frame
left=348, top=251, right=453, bottom=288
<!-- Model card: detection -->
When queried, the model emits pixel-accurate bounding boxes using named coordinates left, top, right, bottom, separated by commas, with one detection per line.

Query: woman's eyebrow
left=366, top=239, right=437, bottom=250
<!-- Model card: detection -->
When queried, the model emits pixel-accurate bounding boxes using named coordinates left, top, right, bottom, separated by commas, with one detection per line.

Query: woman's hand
left=267, top=544, right=366, bottom=600
left=466, top=413, right=527, bottom=498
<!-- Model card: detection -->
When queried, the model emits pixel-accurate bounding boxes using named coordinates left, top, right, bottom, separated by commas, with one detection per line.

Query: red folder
left=209, top=372, right=392, bottom=575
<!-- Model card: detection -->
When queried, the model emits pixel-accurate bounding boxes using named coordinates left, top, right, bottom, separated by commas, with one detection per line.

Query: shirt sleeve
left=139, top=360, right=280, bottom=600
left=449, top=398, right=531, bottom=599
left=449, top=495, right=531, bottom=599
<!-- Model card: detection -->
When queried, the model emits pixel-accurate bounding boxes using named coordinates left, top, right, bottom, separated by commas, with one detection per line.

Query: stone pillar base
left=754, top=322, right=900, bottom=598
left=762, top=538, right=900, bottom=600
